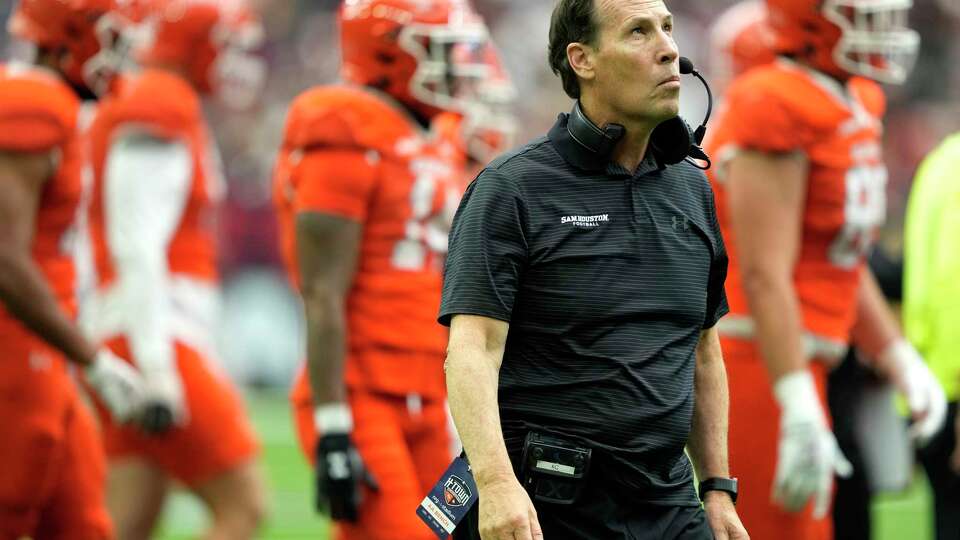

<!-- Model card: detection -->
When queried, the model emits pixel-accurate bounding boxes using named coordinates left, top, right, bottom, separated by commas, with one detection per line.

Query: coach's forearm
left=445, top=344, right=515, bottom=488
left=687, top=328, right=730, bottom=480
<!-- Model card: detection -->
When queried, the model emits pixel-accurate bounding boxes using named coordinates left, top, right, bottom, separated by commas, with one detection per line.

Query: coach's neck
left=579, top=92, right=655, bottom=172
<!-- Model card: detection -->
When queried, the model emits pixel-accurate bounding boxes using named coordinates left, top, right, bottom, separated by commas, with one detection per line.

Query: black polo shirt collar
left=547, top=112, right=662, bottom=178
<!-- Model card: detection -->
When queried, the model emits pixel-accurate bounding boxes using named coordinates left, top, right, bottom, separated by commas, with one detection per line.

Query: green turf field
left=155, top=390, right=934, bottom=539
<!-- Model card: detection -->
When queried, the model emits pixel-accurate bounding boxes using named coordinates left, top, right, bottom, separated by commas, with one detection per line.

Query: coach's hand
left=772, top=369, right=852, bottom=518
left=84, top=349, right=146, bottom=423
left=703, top=491, right=748, bottom=540
left=314, top=403, right=378, bottom=522
left=477, top=476, right=543, bottom=540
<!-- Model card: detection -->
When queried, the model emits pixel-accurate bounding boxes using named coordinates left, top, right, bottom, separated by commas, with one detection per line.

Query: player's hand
left=138, top=367, right=187, bottom=435
left=703, top=491, right=749, bottom=540
left=314, top=403, right=378, bottom=522
left=476, top=475, right=543, bottom=540
left=84, top=349, right=146, bottom=423
left=879, top=340, right=947, bottom=443
left=772, top=369, right=853, bottom=518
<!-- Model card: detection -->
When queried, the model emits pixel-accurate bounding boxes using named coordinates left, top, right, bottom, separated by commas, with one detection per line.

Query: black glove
left=140, top=401, right=176, bottom=435
left=315, top=432, right=379, bottom=521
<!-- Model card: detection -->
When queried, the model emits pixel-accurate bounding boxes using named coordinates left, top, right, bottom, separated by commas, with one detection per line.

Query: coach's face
left=576, top=0, right=680, bottom=125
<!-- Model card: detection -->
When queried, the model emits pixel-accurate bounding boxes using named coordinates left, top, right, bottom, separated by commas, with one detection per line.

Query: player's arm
left=0, top=149, right=143, bottom=419
left=103, top=133, right=192, bottom=433
left=726, top=149, right=850, bottom=516
left=0, top=149, right=100, bottom=363
left=296, top=209, right=360, bottom=408
left=293, top=147, right=376, bottom=522
left=851, top=267, right=946, bottom=440
left=725, top=149, right=807, bottom=382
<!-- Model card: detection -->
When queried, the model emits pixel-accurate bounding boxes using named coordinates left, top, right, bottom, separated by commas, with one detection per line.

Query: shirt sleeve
left=724, top=82, right=815, bottom=154
left=293, top=148, right=379, bottom=221
left=104, top=132, right=192, bottom=374
left=438, top=168, right=528, bottom=326
left=702, top=187, right=729, bottom=329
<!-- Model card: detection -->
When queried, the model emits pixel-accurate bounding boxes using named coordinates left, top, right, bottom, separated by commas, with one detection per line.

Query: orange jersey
left=706, top=59, right=887, bottom=347
left=84, top=68, right=223, bottom=356
left=87, top=68, right=221, bottom=290
left=0, top=64, right=83, bottom=325
left=274, top=85, right=466, bottom=397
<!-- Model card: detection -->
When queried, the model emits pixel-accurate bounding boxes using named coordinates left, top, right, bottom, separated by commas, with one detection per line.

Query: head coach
left=439, top=1, right=750, bottom=539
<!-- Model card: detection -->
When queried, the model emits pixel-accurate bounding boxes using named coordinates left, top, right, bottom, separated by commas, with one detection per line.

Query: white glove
left=138, top=366, right=187, bottom=435
left=772, top=370, right=853, bottom=518
left=84, top=349, right=146, bottom=423
left=878, top=339, right=947, bottom=443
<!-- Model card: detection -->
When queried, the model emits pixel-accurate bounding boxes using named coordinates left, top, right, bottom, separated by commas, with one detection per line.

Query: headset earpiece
left=565, top=55, right=713, bottom=170
left=649, top=116, right=696, bottom=166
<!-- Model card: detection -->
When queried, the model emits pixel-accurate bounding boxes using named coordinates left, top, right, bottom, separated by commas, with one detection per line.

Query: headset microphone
left=679, top=57, right=712, bottom=147
left=564, top=56, right=715, bottom=169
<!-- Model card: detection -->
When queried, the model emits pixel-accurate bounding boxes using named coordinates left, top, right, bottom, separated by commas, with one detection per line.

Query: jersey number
left=391, top=158, right=459, bottom=271
left=828, top=163, right=887, bottom=268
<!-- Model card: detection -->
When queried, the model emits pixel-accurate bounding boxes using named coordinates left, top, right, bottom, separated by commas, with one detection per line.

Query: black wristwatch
left=698, top=477, right=738, bottom=504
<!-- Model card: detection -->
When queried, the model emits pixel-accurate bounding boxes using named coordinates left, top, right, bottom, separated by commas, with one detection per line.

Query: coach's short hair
left=548, top=0, right=600, bottom=99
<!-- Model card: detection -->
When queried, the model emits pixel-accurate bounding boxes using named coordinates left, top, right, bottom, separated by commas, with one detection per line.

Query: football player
left=706, top=0, right=777, bottom=93
left=0, top=0, right=148, bottom=537
left=272, top=0, right=500, bottom=537
left=80, top=1, right=267, bottom=538
left=705, top=0, right=946, bottom=538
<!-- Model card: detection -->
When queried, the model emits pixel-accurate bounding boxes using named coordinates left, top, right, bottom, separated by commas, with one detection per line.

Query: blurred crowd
left=2, top=0, right=956, bottom=387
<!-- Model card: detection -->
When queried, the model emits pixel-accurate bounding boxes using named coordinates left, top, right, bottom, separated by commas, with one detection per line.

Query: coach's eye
left=663, top=23, right=673, bottom=33
left=632, top=26, right=646, bottom=36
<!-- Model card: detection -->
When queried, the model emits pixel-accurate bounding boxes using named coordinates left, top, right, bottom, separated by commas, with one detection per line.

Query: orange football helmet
left=708, top=1, right=777, bottom=91
left=338, top=0, right=492, bottom=120
left=765, top=0, right=919, bottom=84
left=458, top=43, right=516, bottom=164
left=8, top=0, right=116, bottom=90
left=135, top=0, right=265, bottom=107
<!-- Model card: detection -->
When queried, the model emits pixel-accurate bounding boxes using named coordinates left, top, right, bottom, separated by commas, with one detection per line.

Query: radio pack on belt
left=520, top=432, right=592, bottom=505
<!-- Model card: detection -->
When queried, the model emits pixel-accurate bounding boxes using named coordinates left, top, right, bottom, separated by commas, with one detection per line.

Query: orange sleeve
left=293, top=149, right=379, bottom=222
left=724, top=80, right=816, bottom=153
left=0, top=77, right=76, bottom=152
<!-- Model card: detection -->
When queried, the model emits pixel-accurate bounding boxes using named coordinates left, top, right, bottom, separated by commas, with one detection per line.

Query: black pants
left=452, top=475, right=712, bottom=540
left=827, top=352, right=872, bottom=540
left=918, top=401, right=960, bottom=540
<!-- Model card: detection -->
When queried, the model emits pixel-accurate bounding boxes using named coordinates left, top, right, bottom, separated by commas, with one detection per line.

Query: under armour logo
left=326, top=451, right=351, bottom=480
left=672, top=215, right=690, bottom=232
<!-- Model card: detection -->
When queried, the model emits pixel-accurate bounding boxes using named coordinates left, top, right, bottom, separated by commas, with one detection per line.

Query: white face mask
left=398, top=21, right=492, bottom=114
left=83, top=12, right=154, bottom=95
left=209, top=19, right=266, bottom=110
left=823, top=0, right=919, bottom=84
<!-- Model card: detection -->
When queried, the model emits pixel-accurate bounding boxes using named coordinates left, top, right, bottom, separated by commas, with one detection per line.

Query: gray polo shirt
left=439, top=112, right=729, bottom=506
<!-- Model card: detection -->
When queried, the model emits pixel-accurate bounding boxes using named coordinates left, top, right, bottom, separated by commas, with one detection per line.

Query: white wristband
left=773, top=369, right=822, bottom=418
left=878, top=339, right=919, bottom=372
left=314, top=403, right=353, bottom=434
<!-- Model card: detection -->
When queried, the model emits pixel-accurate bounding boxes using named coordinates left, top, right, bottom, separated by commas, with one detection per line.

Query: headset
left=565, top=56, right=713, bottom=170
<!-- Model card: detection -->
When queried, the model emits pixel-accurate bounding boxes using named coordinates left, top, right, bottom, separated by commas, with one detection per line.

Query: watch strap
left=698, top=477, right=738, bottom=504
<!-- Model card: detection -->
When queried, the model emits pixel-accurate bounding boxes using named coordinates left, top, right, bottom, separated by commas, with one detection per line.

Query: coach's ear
left=567, top=41, right=596, bottom=84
